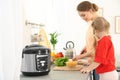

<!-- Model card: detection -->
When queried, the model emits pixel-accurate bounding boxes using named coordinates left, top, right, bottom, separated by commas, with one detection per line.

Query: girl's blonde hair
left=92, top=17, right=110, bottom=48
left=91, top=17, right=110, bottom=32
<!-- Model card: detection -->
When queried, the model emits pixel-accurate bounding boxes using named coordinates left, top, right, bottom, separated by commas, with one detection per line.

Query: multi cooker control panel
left=35, top=49, right=49, bottom=71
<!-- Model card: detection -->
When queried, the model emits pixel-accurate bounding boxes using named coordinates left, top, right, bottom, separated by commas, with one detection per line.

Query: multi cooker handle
left=25, top=44, right=43, bottom=48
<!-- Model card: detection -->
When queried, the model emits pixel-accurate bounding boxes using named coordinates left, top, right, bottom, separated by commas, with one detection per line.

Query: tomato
left=55, top=52, right=64, bottom=58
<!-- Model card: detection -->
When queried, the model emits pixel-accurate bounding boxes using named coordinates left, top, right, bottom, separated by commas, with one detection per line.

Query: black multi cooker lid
left=22, top=44, right=50, bottom=54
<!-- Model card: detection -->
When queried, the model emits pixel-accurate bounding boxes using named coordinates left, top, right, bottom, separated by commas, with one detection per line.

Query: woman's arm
left=72, top=48, right=95, bottom=61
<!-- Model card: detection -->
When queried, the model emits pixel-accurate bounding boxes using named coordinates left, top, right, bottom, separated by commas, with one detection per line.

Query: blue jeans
left=93, top=69, right=99, bottom=80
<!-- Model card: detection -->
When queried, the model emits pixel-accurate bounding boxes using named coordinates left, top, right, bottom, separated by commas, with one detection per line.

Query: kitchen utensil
left=21, top=44, right=51, bottom=76
left=53, top=65, right=82, bottom=71
left=63, top=41, right=76, bottom=59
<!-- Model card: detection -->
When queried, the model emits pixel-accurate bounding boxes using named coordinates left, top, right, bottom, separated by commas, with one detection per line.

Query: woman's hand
left=80, top=47, right=86, bottom=54
left=72, top=55, right=81, bottom=61
left=72, top=47, right=86, bottom=61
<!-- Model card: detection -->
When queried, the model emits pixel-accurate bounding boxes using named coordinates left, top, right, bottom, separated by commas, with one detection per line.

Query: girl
left=80, top=17, right=119, bottom=80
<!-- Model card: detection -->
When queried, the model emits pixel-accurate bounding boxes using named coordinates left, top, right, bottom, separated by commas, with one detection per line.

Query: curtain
left=0, top=0, right=24, bottom=80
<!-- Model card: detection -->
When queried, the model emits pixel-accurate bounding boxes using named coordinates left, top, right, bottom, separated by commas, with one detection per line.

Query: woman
left=72, top=1, right=100, bottom=80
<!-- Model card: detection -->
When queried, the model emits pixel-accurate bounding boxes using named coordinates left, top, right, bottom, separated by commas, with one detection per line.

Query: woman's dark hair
left=77, top=1, right=98, bottom=12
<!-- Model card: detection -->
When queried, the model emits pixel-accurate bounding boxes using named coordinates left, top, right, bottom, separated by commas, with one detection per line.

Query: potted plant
left=49, top=32, right=60, bottom=50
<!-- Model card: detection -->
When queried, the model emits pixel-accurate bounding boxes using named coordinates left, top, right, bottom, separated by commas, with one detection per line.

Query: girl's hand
left=80, top=67, right=91, bottom=73
left=80, top=62, right=100, bottom=74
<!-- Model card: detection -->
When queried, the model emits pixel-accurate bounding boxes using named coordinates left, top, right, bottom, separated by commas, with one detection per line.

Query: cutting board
left=53, top=65, right=83, bottom=71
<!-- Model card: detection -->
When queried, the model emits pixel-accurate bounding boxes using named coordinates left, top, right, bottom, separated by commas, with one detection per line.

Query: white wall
left=24, top=0, right=120, bottom=57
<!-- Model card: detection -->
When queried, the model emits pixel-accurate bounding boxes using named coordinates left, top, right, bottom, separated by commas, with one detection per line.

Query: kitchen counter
left=20, top=65, right=90, bottom=80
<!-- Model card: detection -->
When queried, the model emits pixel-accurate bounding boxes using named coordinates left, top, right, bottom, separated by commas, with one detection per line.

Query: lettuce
left=54, top=57, right=68, bottom=66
